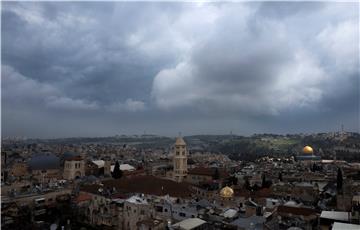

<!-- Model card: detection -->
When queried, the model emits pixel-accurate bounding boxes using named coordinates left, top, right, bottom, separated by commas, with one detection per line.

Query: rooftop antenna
left=231, top=130, right=235, bottom=154
left=340, top=124, right=345, bottom=142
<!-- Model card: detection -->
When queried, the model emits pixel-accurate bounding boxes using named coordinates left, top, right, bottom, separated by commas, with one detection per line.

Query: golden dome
left=303, top=146, right=314, bottom=154
left=220, top=186, right=234, bottom=198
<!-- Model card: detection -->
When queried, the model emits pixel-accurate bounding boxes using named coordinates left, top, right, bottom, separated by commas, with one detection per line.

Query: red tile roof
left=81, top=175, right=193, bottom=198
left=188, top=167, right=229, bottom=178
left=65, top=156, right=83, bottom=161
left=75, top=193, right=92, bottom=203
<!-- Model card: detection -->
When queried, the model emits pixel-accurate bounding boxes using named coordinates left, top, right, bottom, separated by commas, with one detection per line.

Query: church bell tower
left=173, top=136, right=187, bottom=182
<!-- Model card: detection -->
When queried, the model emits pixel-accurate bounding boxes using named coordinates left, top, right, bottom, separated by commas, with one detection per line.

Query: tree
left=337, top=168, right=343, bottom=192
left=112, top=161, right=123, bottom=179
left=253, top=183, right=260, bottom=191
left=262, top=174, right=266, bottom=188
left=212, top=168, right=220, bottom=180
left=244, top=178, right=250, bottom=190
left=231, top=176, right=238, bottom=185
left=311, top=163, right=316, bottom=172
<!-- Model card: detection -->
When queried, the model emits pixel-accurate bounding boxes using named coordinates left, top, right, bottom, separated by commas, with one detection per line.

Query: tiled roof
left=188, top=167, right=229, bottom=178
left=74, top=193, right=92, bottom=203
left=81, top=175, right=193, bottom=198
left=277, top=205, right=318, bottom=216
left=65, top=156, right=83, bottom=161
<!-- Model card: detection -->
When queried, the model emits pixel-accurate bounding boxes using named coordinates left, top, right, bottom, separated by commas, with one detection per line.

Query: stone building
left=63, top=156, right=85, bottom=180
left=104, top=158, right=112, bottom=177
left=9, top=162, right=28, bottom=178
left=79, top=175, right=194, bottom=229
left=123, top=195, right=153, bottom=230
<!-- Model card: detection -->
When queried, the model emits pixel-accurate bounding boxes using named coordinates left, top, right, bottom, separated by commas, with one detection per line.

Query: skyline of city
left=2, top=2, right=360, bottom=229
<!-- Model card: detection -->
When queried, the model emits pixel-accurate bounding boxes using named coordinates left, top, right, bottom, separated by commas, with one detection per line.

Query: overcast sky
left=2, top=2, right=359, bottom=138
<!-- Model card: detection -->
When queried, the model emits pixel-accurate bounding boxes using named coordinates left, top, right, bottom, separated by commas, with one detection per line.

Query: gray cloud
left=152, top=3, right=358, bottom=116
left=1, top=2, right=359, bottom=138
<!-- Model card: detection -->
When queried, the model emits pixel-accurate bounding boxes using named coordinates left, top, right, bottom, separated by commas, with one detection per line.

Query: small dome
left=63, top=151, right=81, bottom=160
left=175, top=137, right=186, bottom=146
left=303, top=146, right=314, bottom=154
left=220, top=186, right=234, bottom=198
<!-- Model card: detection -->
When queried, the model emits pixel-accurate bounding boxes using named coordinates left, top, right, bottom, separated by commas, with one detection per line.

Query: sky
left=1, top=1, right=359, bottom=138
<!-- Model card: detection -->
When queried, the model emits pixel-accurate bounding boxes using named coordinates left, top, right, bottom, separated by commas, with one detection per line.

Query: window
left=179, top=212, right=186, bottom=217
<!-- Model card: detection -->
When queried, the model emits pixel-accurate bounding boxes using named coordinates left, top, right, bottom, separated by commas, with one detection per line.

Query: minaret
left=173, top=135, right=187, bottom=182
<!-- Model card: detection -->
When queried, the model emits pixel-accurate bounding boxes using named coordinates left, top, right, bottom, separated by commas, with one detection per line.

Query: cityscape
left=1, top=1, right=359, bottom=230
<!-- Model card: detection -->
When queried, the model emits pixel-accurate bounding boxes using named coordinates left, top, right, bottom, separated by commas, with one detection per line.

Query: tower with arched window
left=173, top=136, right=187, bottom=182
left=63, top=156, right=85, bottom=180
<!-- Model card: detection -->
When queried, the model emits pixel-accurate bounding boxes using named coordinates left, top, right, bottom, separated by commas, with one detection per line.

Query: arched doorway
left=75, top=171, right=82, bottom=179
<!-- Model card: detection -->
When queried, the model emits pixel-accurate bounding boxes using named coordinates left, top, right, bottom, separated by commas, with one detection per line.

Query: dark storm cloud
left=1, top=2, right=359, bottom=138
left=2, top=2, right=180, bottom=103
